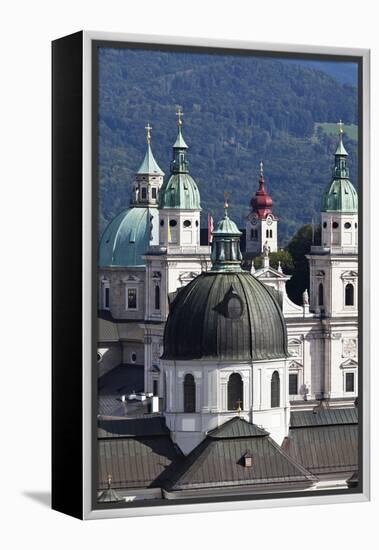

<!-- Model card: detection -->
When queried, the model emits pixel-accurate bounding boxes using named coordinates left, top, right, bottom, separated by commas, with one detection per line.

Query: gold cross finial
left=176, top=106, right=184, bottom=126
left=145, top=123, right=152, bottom=144
left=337, top=119, right=344, bottom=135
left=236, top=399, right=242, bottom=415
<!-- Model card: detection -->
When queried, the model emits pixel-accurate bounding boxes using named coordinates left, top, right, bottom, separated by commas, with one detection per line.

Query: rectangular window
left=289, top=373, right=298, bottom=395
left=127, top=288, right=137, bottom=310
left=153, top=380, right=158, bottom=396
left=141, top=187, right=147, bottom=199
left=345, top=372, right=355, bottom=392
left=104, top=287, right=110, bottom=309
left=152, top=187, right=157, bottom=199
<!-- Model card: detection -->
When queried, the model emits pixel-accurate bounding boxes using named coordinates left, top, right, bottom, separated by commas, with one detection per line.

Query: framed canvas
left=52, top=31, right=370, bottom=520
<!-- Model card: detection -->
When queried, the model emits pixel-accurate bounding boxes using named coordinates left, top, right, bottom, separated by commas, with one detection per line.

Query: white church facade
left=97, top=114, right=358, bottom=460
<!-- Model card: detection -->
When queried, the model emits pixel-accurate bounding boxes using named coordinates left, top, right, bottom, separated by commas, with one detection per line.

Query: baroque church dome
left=162, top=205, right=288, bottom=361
left=98, top=207, right=151, bottom=267
left=158, top=120, right=201, bottom=210
left=322, top=132, right=358, bottom=213
left=99, top=129, right=163, bottom=268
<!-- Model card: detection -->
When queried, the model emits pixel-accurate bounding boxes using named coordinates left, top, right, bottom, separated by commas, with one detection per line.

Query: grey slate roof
left=284, top=408, right=358, bottom=476
left=162, top=271, right=288, bottom=361
left=168, top=418, right=315, bottom=491
left=290, top=407, right=358, bottom=428
left=98, top=364, right=144, bottom=417
left=98, top=418, right=181, bottom=490
left=98, top=436, right=181, bottom=489
left=98, top=416, right=169, bottom=439
left=208, top=416, right=269, bottom=438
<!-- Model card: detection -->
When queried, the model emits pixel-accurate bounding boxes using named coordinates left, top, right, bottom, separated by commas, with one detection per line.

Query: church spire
left=211, top=195, right=243, bottom=272
left=333, top=120, right=349, bottom=178
left=136, top=123, right=164, bottom=177
left=170, top=107, right=189, bottom=174
left=250, top=161, right=273, bottom=218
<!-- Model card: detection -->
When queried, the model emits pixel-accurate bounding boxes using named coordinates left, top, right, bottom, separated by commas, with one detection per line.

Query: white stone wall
left=159, top=208, right=201, bottom=248
left=162, top=358, right=289, bottom=454
left=245, top=213, right=278, bottom=256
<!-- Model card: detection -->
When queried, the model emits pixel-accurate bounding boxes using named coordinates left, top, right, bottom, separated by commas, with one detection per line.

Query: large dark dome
left=162, top=271, right=288, bottom=361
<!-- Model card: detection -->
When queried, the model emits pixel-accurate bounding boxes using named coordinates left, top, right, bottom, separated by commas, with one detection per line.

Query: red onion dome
left=250, top=162, right=273, bottom=219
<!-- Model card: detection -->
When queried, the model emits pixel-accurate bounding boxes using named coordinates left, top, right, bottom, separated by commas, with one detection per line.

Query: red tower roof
left=250, top=162, right=274, bottom=219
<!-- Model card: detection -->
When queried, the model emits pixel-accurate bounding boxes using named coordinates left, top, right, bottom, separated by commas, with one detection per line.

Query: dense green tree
left=254, top=249, right=294, bottom=274
left=286, top=224, right=321, bottom=304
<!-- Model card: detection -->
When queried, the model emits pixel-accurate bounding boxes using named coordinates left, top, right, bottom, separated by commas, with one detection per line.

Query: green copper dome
left=322, top=135, right=358, bottom=213
left=98, top=207, right=150, bottom=267
left=158, top=125, right=201, bottom=210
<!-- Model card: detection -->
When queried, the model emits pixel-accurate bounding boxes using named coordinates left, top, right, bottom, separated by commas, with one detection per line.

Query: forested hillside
left=98, top=47, right=358, bottom=244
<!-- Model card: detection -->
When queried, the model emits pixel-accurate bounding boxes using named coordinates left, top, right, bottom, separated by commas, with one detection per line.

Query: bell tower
left=246, top=162, right=278, bottom=259
left=308, top=122, right=358, bottom=318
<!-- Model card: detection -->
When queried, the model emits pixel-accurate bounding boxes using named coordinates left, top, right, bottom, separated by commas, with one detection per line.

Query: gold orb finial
left=260, top=160, right=264, bottom=177
left=176, top=106, right=184, bottom=126
left=337, top=119, right=344, bottom=135
left=145, top=123, right=152, bottom=144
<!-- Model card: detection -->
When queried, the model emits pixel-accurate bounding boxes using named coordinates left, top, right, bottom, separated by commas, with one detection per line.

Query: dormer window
left=243, top=452, right=253, bottom=468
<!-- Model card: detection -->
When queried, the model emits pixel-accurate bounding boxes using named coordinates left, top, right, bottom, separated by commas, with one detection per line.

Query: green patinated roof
left=335, top=138, right=348, bottom=156
left=137, top=143, right=164, bottom=176
left=322, top=135, right=358, bottom=213
left=158, top=172, right=201, bottom=210
left=159, top=124, right=201, bottom=210
left=213, top=210, right=242, bottom=236
left=173, top=126, right=188, bottom=149
left=98, top=207, right=150, bottom=267
left=162, top=270, right=288, bottom=361
left=322, top=178, right=358, bottom=212
left=210, top=208, right=243, bottom=272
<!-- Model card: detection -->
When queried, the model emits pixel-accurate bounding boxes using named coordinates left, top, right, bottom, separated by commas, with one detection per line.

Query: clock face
left=251, top=215, right=258, bottom=226
left=266, top=216, right=273, bottom=226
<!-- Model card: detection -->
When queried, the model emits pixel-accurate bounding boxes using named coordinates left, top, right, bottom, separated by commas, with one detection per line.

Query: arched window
left=345, top=283, right=354, bottom=306
left=183, top=374, right=196, bottom=412
left=155, top=285, right=160, bottom=310
left=271, top=371, right=280, bottom=408
left=228, top=373, right=243, bottom=411
left=318, top=283, right=324, bottom=307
